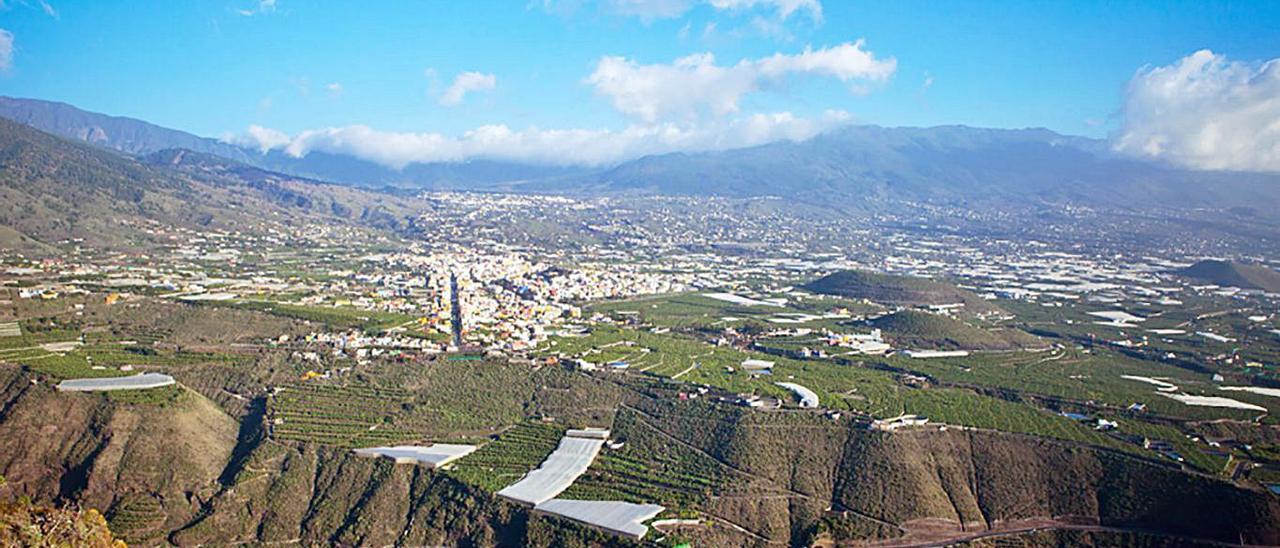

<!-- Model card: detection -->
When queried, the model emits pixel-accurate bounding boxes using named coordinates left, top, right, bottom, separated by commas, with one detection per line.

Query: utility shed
left=534, top=499, right=665, bottom=540
left=352, top=444, right=477, bottom=468
left=57, top=373, right=175, bottom=392
left=497, top=436, right=605, bottom=506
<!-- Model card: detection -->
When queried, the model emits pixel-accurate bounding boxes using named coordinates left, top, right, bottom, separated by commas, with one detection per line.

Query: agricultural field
left=448, top=421, right=566, bottom=492
left=269, top=382, right=424, bottom=448
left=545, top=309, right=1253, bottom=478
left=268, top=359, right=544, bottom=447
left=1002, top=297, right=1280, bottom=381
left=561, top=406, right=734, bottom=512
left=589, top=290, right=880, bottom=331
left=213, top=299, right=418, bottom=332
left=879, top=347, right=1276, bottom=421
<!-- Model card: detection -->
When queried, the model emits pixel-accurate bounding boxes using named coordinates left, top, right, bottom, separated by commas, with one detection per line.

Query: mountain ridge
left=4, top=96, right=1280, bottom=219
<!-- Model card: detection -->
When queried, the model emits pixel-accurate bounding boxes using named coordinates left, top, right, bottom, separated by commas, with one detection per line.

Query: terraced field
left=449, top=421, right=565, bottom=492
left=268, top=383, right=422, bottom=448
left=562, top=407, right=732, bottom=512
left=106, top=494, right=167, bottom=545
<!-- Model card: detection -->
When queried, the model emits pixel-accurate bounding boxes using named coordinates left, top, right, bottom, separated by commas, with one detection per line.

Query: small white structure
left=497, top=432, right=607, bottom=506
left=565, top=427, right=611, bottom=440
left=1121, top=375, right=1179, bottom=392
left=1197, top=331, right=1236, bottom=343
left=775, top=382, right=819, bottom=408
left=704, top=293, right=785, bottom=307
left=872, top=414, right=930, bottom=431
left=903, top=350, right=970, bottom=359
left=741, top=359, right=775, bottom=371
left=57, top=373, right=175, bottom=392
left=1158, top=392, right=1266, bottom=412
left=352, top=444, right=477, bottom=469
left=533, top=499, right=665, bottom=540
left=178, top=292, right=238, bottom=302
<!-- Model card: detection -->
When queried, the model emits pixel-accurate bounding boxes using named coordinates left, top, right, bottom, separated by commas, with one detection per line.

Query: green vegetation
left=803, top=269, right=993, bottom=312
left=269, top=382, right=422, bottom=448
left=562, top=407, right=733, bottom=512
left=880, top=347, right=1272, bottom=421
left=269, top=360, right=541, bottom=447
left=869, top=309, right=1044, bottom=350
left=105, top=495, right=166, bottom=545
left=449, top=421, right=565, bottom=492
left=218, top=299, right=416, bottom=332
left=588, top=291, right=878, bottom=330
left=106, top=384, right=185, bottom=407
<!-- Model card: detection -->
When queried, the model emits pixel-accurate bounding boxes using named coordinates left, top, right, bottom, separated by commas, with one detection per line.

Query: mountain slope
left=0, top=118, right=425, bottom=250
left=0, top=96, right=587, bottom=189
left=592, top=125, right=1280, bottom=214
left=1175, top=260, right=1280, bottom=292
left=0, top=97, right=254, bottom=161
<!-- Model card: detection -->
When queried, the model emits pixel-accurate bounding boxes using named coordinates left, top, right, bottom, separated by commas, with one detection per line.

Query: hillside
left=869, top=310, right=1045, bottom=351
left=1175, top=260, right=1280, bottom=292
left=4, top=365, right=1276, bottom=546
left=804, top=270, right=995, bottom=313
left=0, top=118, right=425, bottom=250
left=0, top=369, right=237, bottom=545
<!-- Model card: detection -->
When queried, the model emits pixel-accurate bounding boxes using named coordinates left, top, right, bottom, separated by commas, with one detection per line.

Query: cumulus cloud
left=236, top=0, right=277, bottom=16
left=586, top=40, right=894, bottom=122
left=439, top=71, right=496, bottom=106
left=0, top=29, right=11, bottom=71
left=1113, top=49, right=1280, bottom=173
left=239, top=124, right=291, bottom=153
left=226, top=110, right=852, bottom=168
left=708, top=0, right=820, bottom=22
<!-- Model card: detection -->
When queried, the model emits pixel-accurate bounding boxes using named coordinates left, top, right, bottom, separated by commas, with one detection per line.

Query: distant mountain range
left=581, top=125, right=1280, bottom=214
left=3, top=96, right=1280, bottom=217
left=0, top=97, right=585, bottom=190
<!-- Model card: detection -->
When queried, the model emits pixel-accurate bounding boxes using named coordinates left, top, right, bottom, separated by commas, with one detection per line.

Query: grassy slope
left=871, top=309, right=1044, bottom=350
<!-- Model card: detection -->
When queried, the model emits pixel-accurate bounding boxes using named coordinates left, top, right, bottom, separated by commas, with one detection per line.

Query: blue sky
left=1, top=0, right=1278, bottom=168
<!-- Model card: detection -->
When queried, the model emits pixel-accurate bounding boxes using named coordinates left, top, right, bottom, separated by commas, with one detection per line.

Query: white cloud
left=439, top=71, right=496, bottom=106
left=1114, top=50, right=1280, bottom=173
left=0, top=29, right=12, bottom=71
left=227, top=110, right=852, bottom=168
left=37, top=0, right=56, bottom=18
left=585, top=40, right=894, bottom=122
left=239, top=125, right=291, bottom=152
left=236, top=0, right=277, bottom=16
left=708, top=0, right=820, bottom=22
left=325, top=82, right=343, bottom=97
